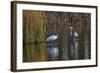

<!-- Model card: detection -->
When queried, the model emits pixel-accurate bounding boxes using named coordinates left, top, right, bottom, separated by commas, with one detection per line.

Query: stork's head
left=69, top=27, right=73, bottom=31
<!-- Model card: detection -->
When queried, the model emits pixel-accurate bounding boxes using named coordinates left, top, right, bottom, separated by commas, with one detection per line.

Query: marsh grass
left=23, top=10, right=91, bottom=62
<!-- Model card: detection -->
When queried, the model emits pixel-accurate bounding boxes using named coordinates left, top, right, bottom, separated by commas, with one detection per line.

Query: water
left=23, top=39, right=91, bottom=62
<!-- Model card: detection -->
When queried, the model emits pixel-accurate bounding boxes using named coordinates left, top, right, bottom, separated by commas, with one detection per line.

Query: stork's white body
left=46, top=35, right=58, bottom=42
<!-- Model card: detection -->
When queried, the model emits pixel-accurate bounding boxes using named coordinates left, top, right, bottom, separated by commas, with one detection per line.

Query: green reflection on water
left=23, top=39, right=90, bottom=62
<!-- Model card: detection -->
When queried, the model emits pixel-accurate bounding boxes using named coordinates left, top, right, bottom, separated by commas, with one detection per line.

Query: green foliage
left=23, top=10, right=91, bottom=62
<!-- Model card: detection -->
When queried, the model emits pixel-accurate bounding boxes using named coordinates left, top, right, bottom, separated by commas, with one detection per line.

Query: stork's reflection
left=47, top=44, right=59, bottom=61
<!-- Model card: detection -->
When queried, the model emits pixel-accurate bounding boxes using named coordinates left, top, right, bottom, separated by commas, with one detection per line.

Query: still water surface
left=23, top=40, right=90, bottom=62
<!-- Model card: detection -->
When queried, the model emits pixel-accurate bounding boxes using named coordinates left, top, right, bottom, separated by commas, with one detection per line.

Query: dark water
left=23, top=39, right=91, bottom=62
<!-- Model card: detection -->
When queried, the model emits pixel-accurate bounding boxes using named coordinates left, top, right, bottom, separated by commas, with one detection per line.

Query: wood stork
left=46, top=35, right=58, bottom=42
left=69, top=27, right=78, bottom=37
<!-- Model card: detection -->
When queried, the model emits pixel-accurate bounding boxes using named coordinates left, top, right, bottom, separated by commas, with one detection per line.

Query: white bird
left=46, top=35, right=58, bottom=42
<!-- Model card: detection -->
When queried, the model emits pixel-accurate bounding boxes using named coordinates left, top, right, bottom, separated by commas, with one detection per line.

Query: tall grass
left=23, top=10, right=91, bottom=62
left=23, top=10, right=47, bottom=62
